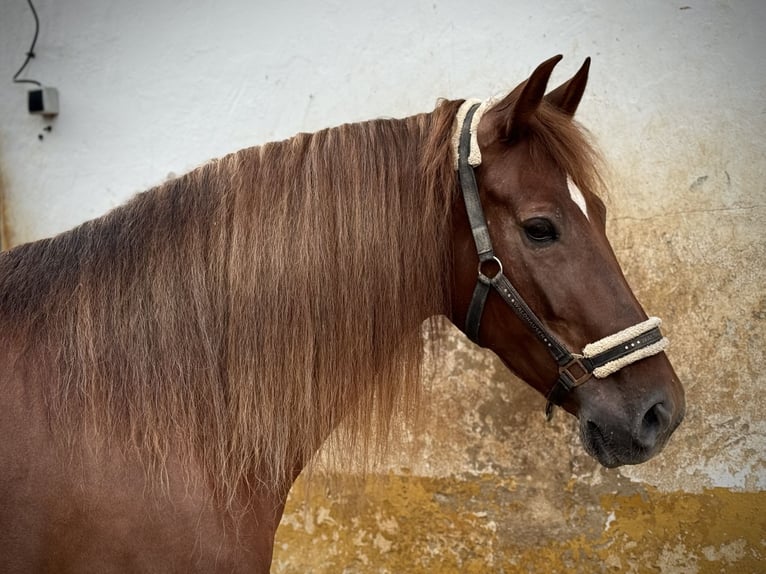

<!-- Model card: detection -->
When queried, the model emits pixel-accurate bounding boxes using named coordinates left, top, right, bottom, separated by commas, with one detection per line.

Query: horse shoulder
left=0, top=337, right=279, bottom=572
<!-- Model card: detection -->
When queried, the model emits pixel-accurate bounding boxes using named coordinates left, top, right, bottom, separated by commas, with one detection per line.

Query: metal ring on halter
left=477, top=256, right=503, bottom=284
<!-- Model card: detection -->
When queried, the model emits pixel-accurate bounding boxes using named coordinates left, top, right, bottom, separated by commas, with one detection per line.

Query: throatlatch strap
left=466, top=278, right=491, bottom=344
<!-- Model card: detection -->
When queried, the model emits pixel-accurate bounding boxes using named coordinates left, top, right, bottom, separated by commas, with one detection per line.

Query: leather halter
left=456, top=102, right=667, bottom=418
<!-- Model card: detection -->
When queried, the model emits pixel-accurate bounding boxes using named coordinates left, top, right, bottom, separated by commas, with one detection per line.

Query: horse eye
left=523, top=218, right=558, bottom=244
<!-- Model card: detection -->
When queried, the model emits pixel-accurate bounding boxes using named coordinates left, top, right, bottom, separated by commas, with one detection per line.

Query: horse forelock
left=1, top=99, right=463, bottom=506
left=525, top=101, right=608, bottom=204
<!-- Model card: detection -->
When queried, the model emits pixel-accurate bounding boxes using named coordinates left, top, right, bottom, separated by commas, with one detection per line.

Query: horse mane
left=0, top=99, right=463, bottom=503
left=0, top=93, right=604, bottom=506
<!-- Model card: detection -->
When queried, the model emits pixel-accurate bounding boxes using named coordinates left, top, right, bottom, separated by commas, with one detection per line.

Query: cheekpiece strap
left=457, top=103, right=493, bottom=261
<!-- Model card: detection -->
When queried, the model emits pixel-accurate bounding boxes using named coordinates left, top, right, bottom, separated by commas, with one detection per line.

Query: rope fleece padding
left=452, top=98, right=492, bottom=169
left=583, top=317, right=669, bottom=378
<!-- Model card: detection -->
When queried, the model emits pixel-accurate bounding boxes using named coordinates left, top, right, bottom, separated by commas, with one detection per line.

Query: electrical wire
left=12, top=0, right=42, bottom=87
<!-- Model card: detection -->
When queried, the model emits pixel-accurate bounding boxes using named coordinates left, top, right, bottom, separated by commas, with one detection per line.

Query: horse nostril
left=638, top=401, right=670, bottom=448
left=643, top=404, right=659, bottom=430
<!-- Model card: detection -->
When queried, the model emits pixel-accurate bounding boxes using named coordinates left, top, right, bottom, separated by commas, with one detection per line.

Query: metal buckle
left=558, top=356, right=592, bottom=389
left=477, top=256, right=503, bottom=284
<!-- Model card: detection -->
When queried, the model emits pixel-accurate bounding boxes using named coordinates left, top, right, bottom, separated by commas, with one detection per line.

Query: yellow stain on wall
left=273, top=473, right=765, bottom=573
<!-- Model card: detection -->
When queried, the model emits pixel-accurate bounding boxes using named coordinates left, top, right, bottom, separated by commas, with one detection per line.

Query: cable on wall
left=12, top=0, right=58, bottom=136
left=12, top=0, right=42, bottom=88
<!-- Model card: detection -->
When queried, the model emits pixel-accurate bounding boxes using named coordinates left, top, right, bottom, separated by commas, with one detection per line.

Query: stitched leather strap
left=490, top=273, right=572, bottom=366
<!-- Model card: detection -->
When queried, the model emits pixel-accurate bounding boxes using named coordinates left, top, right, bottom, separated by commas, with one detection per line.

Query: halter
left=455, top=101, right=669, bottom=418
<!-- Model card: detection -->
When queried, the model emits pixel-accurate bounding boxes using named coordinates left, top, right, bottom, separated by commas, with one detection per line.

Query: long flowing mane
left=0, top=100, right=462, bottom=501
left=0, top=95, right=604, bottom=506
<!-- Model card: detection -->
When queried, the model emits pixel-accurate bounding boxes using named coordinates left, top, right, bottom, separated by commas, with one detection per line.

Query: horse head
left=451, top=55, right=685, bottom=467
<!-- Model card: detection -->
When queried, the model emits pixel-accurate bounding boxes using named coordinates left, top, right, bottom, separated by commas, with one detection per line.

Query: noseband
left=455, top=101, right=668, bottom=418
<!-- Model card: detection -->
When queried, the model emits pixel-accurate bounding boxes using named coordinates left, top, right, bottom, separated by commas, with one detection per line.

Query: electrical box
left=28, top=87, right=59, bottom=117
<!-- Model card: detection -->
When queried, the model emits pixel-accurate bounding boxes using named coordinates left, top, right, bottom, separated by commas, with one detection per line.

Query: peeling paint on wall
left=274, top=474, right=764, bottom=573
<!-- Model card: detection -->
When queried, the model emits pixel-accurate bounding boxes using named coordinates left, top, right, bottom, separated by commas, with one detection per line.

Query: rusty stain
left=273, top=474, right=765, bottom=573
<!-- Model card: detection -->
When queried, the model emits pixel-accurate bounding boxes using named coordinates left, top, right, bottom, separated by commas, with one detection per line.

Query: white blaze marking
left=567, top=175, right=589, bottom=220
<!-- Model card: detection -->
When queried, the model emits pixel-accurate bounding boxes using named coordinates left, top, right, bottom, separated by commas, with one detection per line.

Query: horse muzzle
left=578, top=378, right=685, bottom=467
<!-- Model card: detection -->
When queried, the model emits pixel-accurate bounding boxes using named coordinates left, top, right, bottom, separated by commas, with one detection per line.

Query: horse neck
left=222, top=113, right=458, bottom=488
left=1, top=103, right=461, bottom=509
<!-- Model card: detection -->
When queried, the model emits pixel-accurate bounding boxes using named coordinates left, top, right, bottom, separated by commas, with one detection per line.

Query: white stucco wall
left=2, top=1, right=760, bottom=244
left=1, top=1, right=765, bottom=569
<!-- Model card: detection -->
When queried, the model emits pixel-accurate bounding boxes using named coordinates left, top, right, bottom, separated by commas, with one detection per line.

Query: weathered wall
left=275, top=324, right=765, bottom=572
left=1, top=1, right=764, bottom=572
left=0, top=172, right=6, bottom=252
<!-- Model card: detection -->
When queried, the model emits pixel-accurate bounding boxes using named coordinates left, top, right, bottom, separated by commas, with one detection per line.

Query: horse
left=0, top=55, right=684, bottom=572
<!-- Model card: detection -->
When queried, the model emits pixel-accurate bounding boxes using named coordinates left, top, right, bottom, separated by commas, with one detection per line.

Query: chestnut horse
left=0, top=56, right=684, bottom=572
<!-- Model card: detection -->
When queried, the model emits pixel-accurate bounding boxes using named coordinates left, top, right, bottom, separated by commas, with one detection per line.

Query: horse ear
left=490, top=54, right=563, bottom=141
left=545, top=57, right=590, bottom=116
